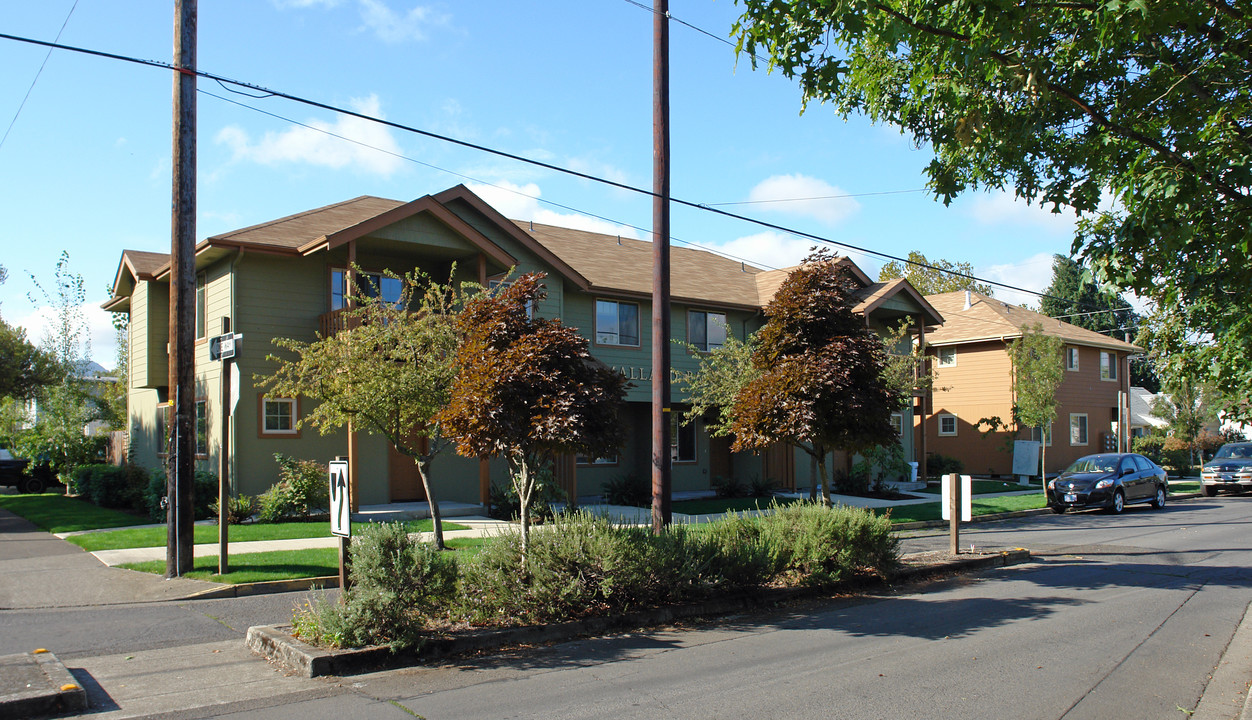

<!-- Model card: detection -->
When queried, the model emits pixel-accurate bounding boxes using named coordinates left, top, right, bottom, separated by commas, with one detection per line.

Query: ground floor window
left=891, top=412, right=904, bottom=438
left=1070, top=413, right=1088, bottom=446
left=260, top=397, right=299, bottom=437
left=671, top=416, right=696, bottom=463
left=195, top=400, right=208, bottom=456
left=938, top=413, right=957, bottom=436
left=1033, top=420, right=1053, bottom=447
left=576, top=454, right=618, bottom=466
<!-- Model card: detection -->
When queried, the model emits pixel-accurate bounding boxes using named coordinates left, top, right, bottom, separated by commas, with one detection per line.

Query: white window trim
left=261, top=397, right=299, bottom=436
left=937, top=347, right=957, bottom=367
left=938, top=413, right=958, bottom=436
left=891, top=412, right=904, bottom=438
left=1066, top=347, right=1079, bottom=372
left=1069, top=413, right=1089, bottom=446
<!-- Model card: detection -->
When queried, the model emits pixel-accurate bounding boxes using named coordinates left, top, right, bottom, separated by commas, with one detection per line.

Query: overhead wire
left=0, top=30, right=1141, bottom=324
left=0, top=0, right=80, bottom=153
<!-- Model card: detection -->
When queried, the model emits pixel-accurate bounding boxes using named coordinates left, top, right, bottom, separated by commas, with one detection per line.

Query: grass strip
left=876, top=493, right=1048, bottom=524
left=1169, top=480, right=1200, bottom=495
left=0, top=493, right=148, bottom=533
left=916, top=479, right=1040, bottom=495
left=670, top=496, right=803, bottom=515
left=119, top=537, right=485, bottom=583
left=67, top=518, right=469, bottom=552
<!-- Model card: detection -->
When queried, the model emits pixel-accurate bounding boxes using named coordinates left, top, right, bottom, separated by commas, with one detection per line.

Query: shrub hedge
left=294, top=501, right=899, bottom=651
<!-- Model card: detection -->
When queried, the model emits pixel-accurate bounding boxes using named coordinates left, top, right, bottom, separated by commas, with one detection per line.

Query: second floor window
left=596, top=299, right=639, bottom=346
left=195, top=272, right=206, bottom=339
left=1100, top=352, right=1117, bottom=380
left=938, top=347, right=956, bottom=367
left=331, top=269, right=402, bottom=310
left=1066, top=347, right=1079, bottom=371
left=689, top=310, right=727, bottom=352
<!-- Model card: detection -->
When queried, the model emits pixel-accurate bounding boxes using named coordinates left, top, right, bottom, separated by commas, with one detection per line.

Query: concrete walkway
left=79, top=488, right=1053, bottom=567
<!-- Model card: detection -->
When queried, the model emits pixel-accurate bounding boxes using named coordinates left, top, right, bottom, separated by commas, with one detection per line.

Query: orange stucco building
left=920, top=291, right=1141, bottom=477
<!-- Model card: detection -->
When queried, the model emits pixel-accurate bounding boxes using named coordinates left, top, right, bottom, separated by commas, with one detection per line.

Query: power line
left=0, top=0, right=80, bottom=153
left=0, top=30, right=1137, bottom=323
left=706, top=188, right=929, bottom=206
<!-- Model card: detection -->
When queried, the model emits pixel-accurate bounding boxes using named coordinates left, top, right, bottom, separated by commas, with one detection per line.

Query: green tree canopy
left=730, top=249, right=902, bottom=506
left=438, top=273, right=627, bottom=558
left=878, top=251, right=992, bottom=296
left=0, top=319, right=60, bottom=401
left=732, top=0, right=1252, bottom=420
left=261, top=269, right=461, bottom=548
left=1007, top=324, right=1066, bottom=479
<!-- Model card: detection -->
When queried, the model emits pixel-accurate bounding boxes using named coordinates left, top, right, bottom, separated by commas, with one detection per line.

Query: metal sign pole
left=217, top=318, right=231, bottom=575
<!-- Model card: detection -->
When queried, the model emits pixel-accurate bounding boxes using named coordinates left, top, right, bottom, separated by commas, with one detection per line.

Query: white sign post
left=329, top=459, right=351, bottom=591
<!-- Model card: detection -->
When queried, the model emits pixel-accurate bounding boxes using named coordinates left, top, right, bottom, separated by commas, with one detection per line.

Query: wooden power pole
left=167, top=0, right=197, bottom=577
left=651, top=0, right=672, bottom=533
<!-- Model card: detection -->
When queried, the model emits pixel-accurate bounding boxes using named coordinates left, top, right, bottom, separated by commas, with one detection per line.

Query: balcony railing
left=318, top=308, right=363, bottom=337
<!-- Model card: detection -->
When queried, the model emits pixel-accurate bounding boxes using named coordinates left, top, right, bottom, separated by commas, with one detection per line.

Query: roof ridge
left=210, top=195, right=400, bottom=241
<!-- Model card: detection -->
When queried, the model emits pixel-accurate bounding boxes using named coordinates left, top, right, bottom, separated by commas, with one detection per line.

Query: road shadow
left=68, top=667, right=118, bottom=715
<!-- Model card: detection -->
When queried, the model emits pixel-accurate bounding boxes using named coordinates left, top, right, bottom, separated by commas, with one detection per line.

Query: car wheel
left=1108, top=489, right=1125, bottom=514
left=1203, top=485, right=1219, bottom=497
left=19, top=475, right=46, bottom=494
left=1151, top=486, right=1166, bottom=509
left=1051, top=505, right=1066, bottom=514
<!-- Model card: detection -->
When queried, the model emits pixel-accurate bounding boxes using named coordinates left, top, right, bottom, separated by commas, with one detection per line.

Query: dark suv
left=1201, top=442, right=1252, bottom=496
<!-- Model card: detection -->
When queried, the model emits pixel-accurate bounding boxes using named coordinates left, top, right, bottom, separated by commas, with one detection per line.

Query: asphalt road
left=4, top=493, right=1250, bottom=719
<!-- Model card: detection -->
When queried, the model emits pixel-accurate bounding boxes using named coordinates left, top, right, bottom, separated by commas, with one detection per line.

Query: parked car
left=1047, top=453, right=1168, bottom=514
left=0, top=446, right=55, bottom=494
left=1200, top=442, right=1252, bottom=496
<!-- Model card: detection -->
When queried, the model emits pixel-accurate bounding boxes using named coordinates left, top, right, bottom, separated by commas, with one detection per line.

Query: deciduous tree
left=438, top=273, right=627, bottom=559
left=732, top=0, right=1252, bottom=419
left=878, top=251, right=992, bottom=296
left=261, top=269, right=460, bottom=548
left=1007, top=325, right=1066, bottom=480
left=730, top=250, right=902, bottom=507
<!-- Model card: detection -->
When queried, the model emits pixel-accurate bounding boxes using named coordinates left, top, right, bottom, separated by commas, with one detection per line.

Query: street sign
left=208, top=332, right=239, bottom=361
left=329, top=460, right=350, bottom=538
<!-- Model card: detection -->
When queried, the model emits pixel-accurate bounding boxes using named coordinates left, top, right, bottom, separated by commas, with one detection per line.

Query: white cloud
left=745, top=174, right=860, bottom=225
left=707, top=231, right=814, bottom=270
left=979, top=252, right=1057, bottom=301
left=14, top=303, right=119, bottom=371
left=216, top=95, right=404, bottom=176
left=963, top=190, right=1077, bottom=235
left=274, top=0, right=446, bottom=43
left=466, top=181, right=641, bottom=238
left=357, top=0, right=444, bottom=43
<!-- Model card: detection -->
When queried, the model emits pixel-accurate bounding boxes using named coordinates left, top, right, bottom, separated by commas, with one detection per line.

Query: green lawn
left=876, top=493, right=1048, bottom=524
left=1169, top=480, right=1200, bottom=495
left=119, top=537, right=485, bottom=583
left=0, top=493, right=149, bottom=533
left=917, top=479, right=1040, bottom=495
left=671, top=496, right=803, bottom=515
left=66, top=518, right=468, bottom=552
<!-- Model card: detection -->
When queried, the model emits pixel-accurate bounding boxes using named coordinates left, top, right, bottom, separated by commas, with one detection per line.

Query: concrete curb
left=0, top=651, right=88, bottom=719
left=183, top=576, right=340, bottom=600
left=247, top=548, right=1032, bottom=677
left=1193, top=599, right=1252, bottom=720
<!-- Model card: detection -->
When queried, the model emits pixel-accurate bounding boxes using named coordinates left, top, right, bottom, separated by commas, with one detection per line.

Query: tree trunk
left=817, top=445, right=832, bottom=508
left=514, top=454, right=533, bottom=565
left=414, top=454, right=444, bottom=550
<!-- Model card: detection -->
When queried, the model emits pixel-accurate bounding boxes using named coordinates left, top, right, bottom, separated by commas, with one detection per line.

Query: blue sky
left=0, top=0, right=1082, bottom=368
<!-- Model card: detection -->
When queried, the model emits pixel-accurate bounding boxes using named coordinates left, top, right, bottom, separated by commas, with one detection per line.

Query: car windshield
left=1214, top=445, right=1252, bottom=460
left=1063, top=455, right=1120, bottom=474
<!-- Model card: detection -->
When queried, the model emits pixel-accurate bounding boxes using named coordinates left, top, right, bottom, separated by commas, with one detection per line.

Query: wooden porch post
left=346, top=240, right=359, bottom=511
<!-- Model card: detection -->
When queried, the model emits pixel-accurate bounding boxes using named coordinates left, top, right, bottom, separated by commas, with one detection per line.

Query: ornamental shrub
left=600, top=472, right=649, bottom=507
left=256, top=454, right=329, bottom=522
left=294, top=523, right=456, bottom=651
left=757, top=501, right=898, bottom=585
left=145, top=468, right=218, bottom=521
left=72, top=463, right=148, bottom=511
left=1132, top=435, right=1165, bottom=464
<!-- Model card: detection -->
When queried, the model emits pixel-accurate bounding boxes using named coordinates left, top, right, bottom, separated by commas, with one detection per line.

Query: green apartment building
left=103, top=185, right=942, bottom=507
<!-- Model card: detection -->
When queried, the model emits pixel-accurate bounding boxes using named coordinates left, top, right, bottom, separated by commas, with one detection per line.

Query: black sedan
left=1047, top=453, right=1168, bottom=514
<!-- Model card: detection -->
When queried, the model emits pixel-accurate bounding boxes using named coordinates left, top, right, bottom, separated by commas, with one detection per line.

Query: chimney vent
left=962, top=290, right=972, bottom=311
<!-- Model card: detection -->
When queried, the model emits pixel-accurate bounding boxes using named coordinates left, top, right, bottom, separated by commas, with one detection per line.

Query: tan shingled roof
left=207, top=196, right=405, bottom=251
left=925, top=291, right=1140, bottom=352
left=517, top=221, right=766, bottom=309
left=123, top=250, right=170, bottom=278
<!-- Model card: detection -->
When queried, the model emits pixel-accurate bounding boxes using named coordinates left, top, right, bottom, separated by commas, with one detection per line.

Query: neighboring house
left=102, top=185, right=942, bottom=506
left=22, top=360, right=118, bottom=436
left=1129, top=386, right=1168, bottom=439
left=921, top=290, right=1140, bottom=477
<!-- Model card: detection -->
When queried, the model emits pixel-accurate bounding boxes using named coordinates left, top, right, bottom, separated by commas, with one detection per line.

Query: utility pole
left=167, top=0, right=197, bottom=577
left=651, top=0, right=672, bottom=533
